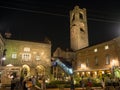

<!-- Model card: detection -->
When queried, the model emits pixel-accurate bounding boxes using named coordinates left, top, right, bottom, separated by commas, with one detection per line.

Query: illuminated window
left=36, top=56, right=40, bottom=60
left=94, top=48, right=98, bottom=52
left=95, top=56, right=98, bottom=65
left=22, top=53, right=31, bottom=61
left=81, top=64, right=86, bottom=69
left=24, top=47, right=30, bottom=52
left=105, top=45, right=109, bottom=50
left=12, top=53, right=17, bottom=59
left=106, top=54, right=110, bottom=65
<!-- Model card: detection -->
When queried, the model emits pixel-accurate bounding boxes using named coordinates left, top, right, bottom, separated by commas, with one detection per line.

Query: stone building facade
left=52, top=5, right=120, bottom=79
left=53, top=37, right=120, bottom=79
left=1, top=39, right=51, bottom=84
left=73, top=37, right=120, bottom=77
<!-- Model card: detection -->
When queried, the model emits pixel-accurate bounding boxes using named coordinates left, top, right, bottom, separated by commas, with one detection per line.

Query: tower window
left=79, top=13, right=83, bottom=19
left=72, top=14, right=75, bottom=21
left=80, top=28, right=85, bottom=33
left=72, top=24, right=76, bottom=27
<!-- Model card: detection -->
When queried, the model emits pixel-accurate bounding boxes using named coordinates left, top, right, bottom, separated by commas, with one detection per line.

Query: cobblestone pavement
left=0, top=87, right=104, bottom=90
left=2, top=85, right=120, bottom=90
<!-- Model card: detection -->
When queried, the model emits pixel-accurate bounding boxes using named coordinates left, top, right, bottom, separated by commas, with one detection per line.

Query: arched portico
left=35, top=65, right=45, bottom=78
left=21, top=64, right=30, bottom=78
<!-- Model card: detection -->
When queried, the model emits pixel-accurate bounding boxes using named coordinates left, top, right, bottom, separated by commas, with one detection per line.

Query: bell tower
left=70, top=5, right=89, bottom=51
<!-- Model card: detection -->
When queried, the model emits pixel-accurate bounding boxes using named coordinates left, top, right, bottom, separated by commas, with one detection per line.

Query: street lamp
left=1, top=57, right=6, bottom=66
left=1, top=49, right=7, bottom=66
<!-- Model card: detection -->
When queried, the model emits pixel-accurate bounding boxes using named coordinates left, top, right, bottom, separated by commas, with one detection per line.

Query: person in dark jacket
left=11, top=78, right=16, bottom=90
left=22, top=78, right=27, bottom=90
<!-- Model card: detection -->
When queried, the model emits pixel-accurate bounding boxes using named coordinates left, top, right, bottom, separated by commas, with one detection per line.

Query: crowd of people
left=10, top=75, right=45, bottom=90
left=79, top=77, right=120, bottom=90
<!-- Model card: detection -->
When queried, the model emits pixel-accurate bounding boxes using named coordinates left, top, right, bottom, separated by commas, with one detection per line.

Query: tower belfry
left=70, top=5, right=89, bottom=51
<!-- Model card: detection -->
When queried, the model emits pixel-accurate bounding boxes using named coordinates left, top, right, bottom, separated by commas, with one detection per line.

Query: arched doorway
left=35, top=65, right=46, bottom=89
left=21, top=64, right=30, bottom=78
left=35, top=65, right=45, bottom=79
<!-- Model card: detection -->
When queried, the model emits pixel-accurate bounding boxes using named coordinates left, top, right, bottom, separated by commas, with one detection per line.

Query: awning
left=73, top=68, right=110, bottom=72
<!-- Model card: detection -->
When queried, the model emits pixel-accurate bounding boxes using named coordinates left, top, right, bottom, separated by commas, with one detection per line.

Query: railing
left=55, top=59, right=73, bottom=75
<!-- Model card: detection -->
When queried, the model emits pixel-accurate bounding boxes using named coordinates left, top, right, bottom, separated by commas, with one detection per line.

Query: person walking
left=11, top=78, right=16, bottom=90
left=101, top=78, right=105, bottom=89
left=22, top=78, right=27, bottom=90
left=79, top=79, right=85, bottom=90
left=32, top=76, right=36, bottom=86
left=31, top=76, right=36, bottom=90
left=26, top=78, right=33, bottom=90
left=14, top=76, right=21, bottom=90
left=86, top=78, right=92, bottom=90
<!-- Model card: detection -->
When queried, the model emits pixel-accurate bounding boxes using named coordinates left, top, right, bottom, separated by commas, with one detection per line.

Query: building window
left=24, top=47, right=30, bottom=52
left=86, top=59, right=89, bottom=67
left=79, top=13, right=83, bottom=19
left=105, top=45, right=109, bottom=50
left=36, top=55, right=40, bottom=60
left=106, top=54, right=110, bottom=65
left=94, top=48, right=98, bottom=52
left=95, top=56, right=98, bottom=65
left=78, top=61, right=81, bottom=68
left=22, top=53, right=31, bottom=61
left=12, top=53, right=17, bottom=59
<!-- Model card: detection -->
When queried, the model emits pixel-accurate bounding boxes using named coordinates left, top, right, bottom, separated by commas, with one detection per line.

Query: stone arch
left=21, top=64, right=30, bottom=78
left=35, top=65, right=45, bottom=78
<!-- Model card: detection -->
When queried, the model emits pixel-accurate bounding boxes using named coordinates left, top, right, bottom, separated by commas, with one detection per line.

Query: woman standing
left=101, top=78, right=105, bottom=89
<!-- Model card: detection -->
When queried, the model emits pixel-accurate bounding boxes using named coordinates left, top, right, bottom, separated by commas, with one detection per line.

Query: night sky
left=0, top=0, right=120, bottom=53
